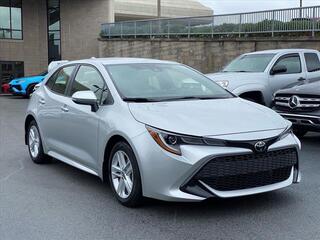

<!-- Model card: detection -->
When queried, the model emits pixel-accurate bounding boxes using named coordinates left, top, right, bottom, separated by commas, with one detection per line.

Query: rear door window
left=304, top=53, right=320, bottom=72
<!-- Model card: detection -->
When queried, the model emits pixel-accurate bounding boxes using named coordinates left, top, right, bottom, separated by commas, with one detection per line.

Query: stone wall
left=99, top=38, right=320, bottom=73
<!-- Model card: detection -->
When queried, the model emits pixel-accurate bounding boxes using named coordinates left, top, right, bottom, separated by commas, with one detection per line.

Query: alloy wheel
left=28, top=126, right=40, bottom=158
left=111, top=150, right=134, bottom=199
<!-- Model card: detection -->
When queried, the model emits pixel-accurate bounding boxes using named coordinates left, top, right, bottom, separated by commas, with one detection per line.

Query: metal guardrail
left=101, top=6, right=320, bottom=39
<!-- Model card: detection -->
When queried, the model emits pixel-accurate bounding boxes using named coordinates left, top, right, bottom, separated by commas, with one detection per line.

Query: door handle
left=39, top=99, right=45, bottom=105
left=298, top=77, right=306, bottom=81
left=61, top=106, right=69, bottom=112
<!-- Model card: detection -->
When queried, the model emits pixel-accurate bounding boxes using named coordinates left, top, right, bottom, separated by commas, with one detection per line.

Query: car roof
left=245, top=49, right=319, bottom=55
left=66, top=58, right=178, bottom=66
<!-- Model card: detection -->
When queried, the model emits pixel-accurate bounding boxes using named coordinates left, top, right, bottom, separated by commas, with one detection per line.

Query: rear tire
left=108, top=141, right=143, bottom=207
left=293, top=129, right=308, bottom=138
left=27, top=120, right=51, bottom=164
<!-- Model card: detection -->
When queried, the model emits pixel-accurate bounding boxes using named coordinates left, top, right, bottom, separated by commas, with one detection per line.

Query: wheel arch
left=239, top=91, right=266, bottom=105
left=102, top=134, right=132, bottom=182
left=233, top=84, right=269, bottom=105
left=24, top=114, right=36, bottom=145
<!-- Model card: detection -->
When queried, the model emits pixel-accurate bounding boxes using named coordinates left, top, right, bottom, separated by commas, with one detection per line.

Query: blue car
left=9, top=71, right=47, bottom=98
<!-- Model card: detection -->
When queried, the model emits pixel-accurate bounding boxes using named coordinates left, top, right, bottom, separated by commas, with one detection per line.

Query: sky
left=198, top=0, right=319, bottom=14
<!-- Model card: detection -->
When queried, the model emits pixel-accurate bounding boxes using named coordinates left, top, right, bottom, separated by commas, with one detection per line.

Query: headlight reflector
left=278, top=123, right=293, bottom=140
left=147, top=127, right=182, bottom=155
left=146, top=126, right=226, bottom=155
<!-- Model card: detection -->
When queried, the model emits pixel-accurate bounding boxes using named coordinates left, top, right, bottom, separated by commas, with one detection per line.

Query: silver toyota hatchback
left=25, top=58, right=301, bottom=207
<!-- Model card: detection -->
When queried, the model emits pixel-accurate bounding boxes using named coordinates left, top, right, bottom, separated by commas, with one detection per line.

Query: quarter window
left=304, top=53, right=320, bottom=72
left=71, top=65, right=107, bottom=104
left=46, top=66, right=75, bottom=95
left=273, top=55, right=301, bottom=74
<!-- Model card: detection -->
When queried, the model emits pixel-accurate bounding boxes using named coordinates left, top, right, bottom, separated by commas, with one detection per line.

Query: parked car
left=206, top=49, right=320, bottom=107
left=25, top=58, right=301, bottom=207
left=9, top=71, right=48, bottom=98
left=1, top=83, right=10, bottom=94
left=273, top=80, right=320, bottom=138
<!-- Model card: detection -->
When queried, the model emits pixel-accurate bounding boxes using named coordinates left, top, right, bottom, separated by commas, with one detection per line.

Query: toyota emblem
left=254, top=141, right=267, bottom=153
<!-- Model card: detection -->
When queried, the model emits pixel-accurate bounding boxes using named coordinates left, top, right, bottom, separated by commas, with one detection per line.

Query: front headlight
left=216, top=80, right=229, bottom=88
left=278, top=123, right=293, bottom=140
left=146, top=126, right=225, bottom=155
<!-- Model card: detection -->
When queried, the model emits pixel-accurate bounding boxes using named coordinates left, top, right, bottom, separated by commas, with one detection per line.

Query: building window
left=47, top=0, right=61, bottom=63
left=0, top=0, right=22, bottom=40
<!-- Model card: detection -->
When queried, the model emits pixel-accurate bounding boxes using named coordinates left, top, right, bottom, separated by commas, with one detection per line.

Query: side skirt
left=48, top=151, right=99, bottom=177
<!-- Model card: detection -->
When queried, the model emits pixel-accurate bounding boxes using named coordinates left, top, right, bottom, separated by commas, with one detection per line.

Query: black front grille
left=189, top=148, right=297, bottom=191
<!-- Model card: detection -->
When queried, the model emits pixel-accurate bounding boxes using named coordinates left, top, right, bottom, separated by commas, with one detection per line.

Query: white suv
left=207, top=49, right=320, bottom=106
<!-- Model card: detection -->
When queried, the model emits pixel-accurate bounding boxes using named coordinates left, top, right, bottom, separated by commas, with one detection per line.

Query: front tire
left=108, top=141, right=143, bottom=207
left=27, top=120, right=51, bottom=164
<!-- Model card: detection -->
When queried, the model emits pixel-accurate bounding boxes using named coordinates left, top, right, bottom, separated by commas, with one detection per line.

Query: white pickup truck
left=206, top=49, right=320, bottom=107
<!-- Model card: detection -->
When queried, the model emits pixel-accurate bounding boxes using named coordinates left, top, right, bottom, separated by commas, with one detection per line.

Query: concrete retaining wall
left=99, top=38, right=320, bottom=73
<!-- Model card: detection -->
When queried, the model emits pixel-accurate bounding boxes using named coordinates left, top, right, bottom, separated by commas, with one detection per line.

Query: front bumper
left=132, top=131, right=301, bottom=202
left=277, top=112, right=320, bottom=131
left=9, top=84, right=26, bottom=95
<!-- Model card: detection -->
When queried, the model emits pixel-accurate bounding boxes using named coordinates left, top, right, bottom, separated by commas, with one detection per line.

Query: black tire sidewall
left=108, top=141, right=143, bottom=207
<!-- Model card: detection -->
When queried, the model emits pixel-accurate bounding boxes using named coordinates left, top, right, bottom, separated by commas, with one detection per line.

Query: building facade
left=0, top=0, right=212, bottom=89
left=115, top=0, right=213, bottom=21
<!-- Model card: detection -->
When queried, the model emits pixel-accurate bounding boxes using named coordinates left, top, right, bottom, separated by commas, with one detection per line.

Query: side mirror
left=72, top=91, right=99, bottom=112
left=33, top=83, right=41, bottom=92
left=271, top=65, right=287, bottom=75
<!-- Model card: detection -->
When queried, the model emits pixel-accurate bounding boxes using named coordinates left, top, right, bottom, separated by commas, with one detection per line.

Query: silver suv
left=25, top=58, right=301, bottom=207
left=207, top=49, right=320, bottom=107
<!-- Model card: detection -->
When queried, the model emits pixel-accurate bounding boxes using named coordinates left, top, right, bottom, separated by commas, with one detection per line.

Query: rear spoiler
left=48, top=60, right=69, bottom=72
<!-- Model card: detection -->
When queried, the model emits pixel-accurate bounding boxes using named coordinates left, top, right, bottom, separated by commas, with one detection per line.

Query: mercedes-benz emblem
left=254, top=141, right=267, bottom=153
left=289, top=95, right=300, bottom=109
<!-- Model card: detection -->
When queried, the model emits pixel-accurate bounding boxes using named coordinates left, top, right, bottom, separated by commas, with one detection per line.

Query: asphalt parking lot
left=1, top=95, right=320, bottom=240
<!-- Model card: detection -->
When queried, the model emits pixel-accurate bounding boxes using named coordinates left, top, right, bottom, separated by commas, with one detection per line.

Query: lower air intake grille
left=191, top=148, right=297, bottom=191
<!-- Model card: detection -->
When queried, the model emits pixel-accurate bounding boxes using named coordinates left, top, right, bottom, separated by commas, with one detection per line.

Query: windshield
left=105, top=63, right=233, bottom=102
left=223, top=54, right=275, bottom=73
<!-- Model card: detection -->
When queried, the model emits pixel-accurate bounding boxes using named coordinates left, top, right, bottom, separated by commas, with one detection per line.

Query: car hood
left=128, top=98, right=288, bottom=137
left=206, top=72, right=266, bottom=91
left=276, top=80, right=320, bottom=96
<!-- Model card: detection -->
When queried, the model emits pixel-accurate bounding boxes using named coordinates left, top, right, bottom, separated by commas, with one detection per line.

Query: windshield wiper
left=161, top=96, right=227, bottom=101
left=224, top=70, right=253, bottom=73
left=123, top=96, right=230, bottom=102
left=123, top=97, right=160, bottom=102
